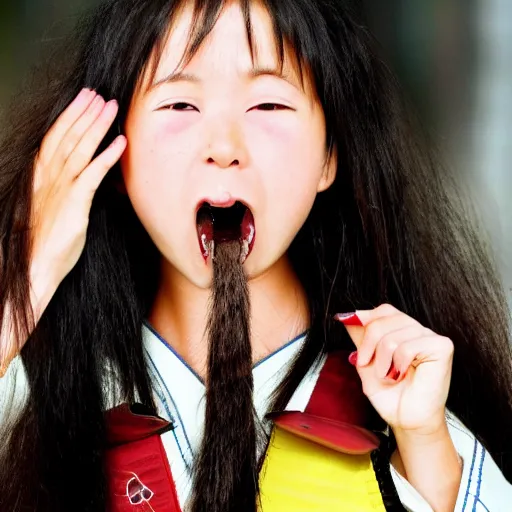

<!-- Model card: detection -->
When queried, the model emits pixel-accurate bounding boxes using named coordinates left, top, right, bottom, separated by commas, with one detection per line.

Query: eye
left=158, top=102, right=198, bottom=111
left=252, top=103, right=291, bottom=111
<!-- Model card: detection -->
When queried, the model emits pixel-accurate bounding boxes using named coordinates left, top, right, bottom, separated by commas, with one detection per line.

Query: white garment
left=1, top=325, right=511, bottom=511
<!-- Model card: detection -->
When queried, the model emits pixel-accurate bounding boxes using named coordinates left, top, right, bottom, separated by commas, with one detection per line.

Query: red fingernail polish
left=386, top=365, right=400, bottom=381
left=334, top=312, right=363, bottom=326
left=348, top=351, right=358, bottom=366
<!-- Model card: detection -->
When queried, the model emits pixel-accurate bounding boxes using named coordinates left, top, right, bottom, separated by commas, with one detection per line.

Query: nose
left=203, top=118, right=248, bottom=169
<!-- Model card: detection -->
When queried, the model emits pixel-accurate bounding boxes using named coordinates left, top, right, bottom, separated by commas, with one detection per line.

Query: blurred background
left=0, top=0, right=511, bottom=303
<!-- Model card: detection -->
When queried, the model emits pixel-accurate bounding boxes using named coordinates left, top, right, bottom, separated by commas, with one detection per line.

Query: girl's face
left=122, top=1, right=336, bottom=289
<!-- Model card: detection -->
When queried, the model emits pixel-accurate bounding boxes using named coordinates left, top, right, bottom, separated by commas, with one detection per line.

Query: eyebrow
left=149, top=66, right=300, bottom=91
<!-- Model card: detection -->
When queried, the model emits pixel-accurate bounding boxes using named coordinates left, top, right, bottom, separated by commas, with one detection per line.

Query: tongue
left=215, top=227, right=240, bottom=243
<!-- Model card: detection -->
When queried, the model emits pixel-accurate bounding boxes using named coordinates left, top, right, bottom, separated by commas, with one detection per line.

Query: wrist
left=392, top=414, right=448, bottom=445
left=393, top=419, right=460, bottom=468
left=392, top=417, right=462, bottom=512
left=29, top=259, right=59, bottom=323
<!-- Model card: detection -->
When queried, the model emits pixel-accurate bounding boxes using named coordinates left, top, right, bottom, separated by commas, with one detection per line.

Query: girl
left=0, top=0, right=511, bottom=511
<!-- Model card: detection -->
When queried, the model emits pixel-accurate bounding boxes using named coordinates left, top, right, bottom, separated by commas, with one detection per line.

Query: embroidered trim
left=463, top=439, right=479, bottom=511
left=145, top=348, right=193, bottom=468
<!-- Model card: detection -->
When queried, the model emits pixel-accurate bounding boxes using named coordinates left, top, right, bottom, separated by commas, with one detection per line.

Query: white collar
left=142, top=322, right=324, bottom=507
left=142, top=323, right=311, bottom=454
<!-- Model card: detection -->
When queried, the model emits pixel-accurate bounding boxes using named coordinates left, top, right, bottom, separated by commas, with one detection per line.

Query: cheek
left=249, top=119, right=325, bottom=200
left=122, top=144, right=164, bottom=204
left=121, top=137, right=183, bottom=227
left=156, top=112, right=199, bottom=135
left=122, top=117, right=196, bottom=191
left=249, top=120, right=325, bottom=242
left=248, top=113, right=299, bottom=143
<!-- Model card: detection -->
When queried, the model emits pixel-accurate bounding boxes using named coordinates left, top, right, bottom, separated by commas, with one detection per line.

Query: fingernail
left=334, top=312, right=363, bottom=326
left=90, top=95, right=103, bottom=108
left=386, top=365, right=400, bottom=381
left=348, top=351, right=358, bottom=366
left=111, top=135, right=123, bottom=147
left=76, top=88, right=92, bottom=101
left=105, top=99, right=119, bottom=113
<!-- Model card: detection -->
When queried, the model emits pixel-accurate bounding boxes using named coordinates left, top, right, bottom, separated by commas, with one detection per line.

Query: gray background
left=1, top=0, right=510, bottom=303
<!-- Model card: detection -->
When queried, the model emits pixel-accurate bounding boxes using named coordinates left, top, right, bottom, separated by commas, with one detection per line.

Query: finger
left=392, top=336, right=454, bottom=379
left=359, top=314, right=420, bottom=367
left=335, top=304, right=401, bottom=352
left=38, top=95, right=105, bottom=188
left=55, top=96, right=108, bottom=174
left=64, top=99, right=119, bottom=179
left=38, top=88, right=96, bottom=166
left=373, top=325, right=432, bottom=378
left=76, top=135, right=127, bottom=201
left=59, top=95, right=106, bottom=165
left=353, top=304, right=400, bottom=327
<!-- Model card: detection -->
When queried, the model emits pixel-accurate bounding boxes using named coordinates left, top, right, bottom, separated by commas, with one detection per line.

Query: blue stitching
left=471, top=449, right=486, bottom=511
left=163, top=383, right=195, bottom=465
left=171, top=428, right=187, bottom=466
left=144, top=321, right=308, bottom=378
left=462, top=439, right=479, bottom=512
left=474, top=497, right=490, bottom=512
left=145, top=347, right=193, bottom=461
left=145, top=349, right=188, bottom=463
left=144, top=322, right=204, bottom=384
left=145, top=350, right=174, bottom=421
left=252, top=331, right=307, bottom=368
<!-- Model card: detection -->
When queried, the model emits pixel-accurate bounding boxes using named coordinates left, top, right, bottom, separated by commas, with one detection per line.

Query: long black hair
left=0, top=0, right=510, bottom=511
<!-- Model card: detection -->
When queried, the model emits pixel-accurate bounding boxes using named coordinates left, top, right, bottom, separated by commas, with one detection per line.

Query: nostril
left=206, top=158, right=240, bottom=166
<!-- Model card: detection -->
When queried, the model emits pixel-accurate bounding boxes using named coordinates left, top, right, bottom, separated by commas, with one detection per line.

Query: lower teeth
left=240, top=239, right=249, bottom=263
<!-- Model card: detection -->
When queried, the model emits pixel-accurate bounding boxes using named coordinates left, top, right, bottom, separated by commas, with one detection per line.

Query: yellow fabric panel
left=259, top=427, right=386, bottom=512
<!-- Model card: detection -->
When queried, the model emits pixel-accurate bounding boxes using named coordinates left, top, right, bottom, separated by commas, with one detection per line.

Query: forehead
left=139, top=0, right=307, bottom=93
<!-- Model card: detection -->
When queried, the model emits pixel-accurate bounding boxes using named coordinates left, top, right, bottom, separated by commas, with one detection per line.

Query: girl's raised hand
left=335, top=304, right=454, bottom=436
left=29, top=90, right=124, bottom=320
left=1, top=88, right=126, bottom=375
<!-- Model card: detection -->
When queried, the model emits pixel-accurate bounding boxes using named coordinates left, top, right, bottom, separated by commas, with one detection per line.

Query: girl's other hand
left=335, top=306, right=462, bottom=511
left=335, top=304, right=454, bottom=436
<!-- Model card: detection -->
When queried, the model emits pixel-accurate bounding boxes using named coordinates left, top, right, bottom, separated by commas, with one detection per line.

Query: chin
left=184, top=262, right=215, bottom=290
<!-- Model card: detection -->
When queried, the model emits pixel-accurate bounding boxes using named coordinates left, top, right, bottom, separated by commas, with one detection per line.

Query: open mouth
left=196, top=200, right=256, bottom=263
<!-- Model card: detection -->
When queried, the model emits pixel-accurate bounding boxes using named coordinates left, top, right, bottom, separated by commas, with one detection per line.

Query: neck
left=149, top=254, right=309, bottom=379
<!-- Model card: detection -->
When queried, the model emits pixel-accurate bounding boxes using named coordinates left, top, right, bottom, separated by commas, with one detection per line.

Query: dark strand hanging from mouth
left=190, top=240, right=258, bottom=512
